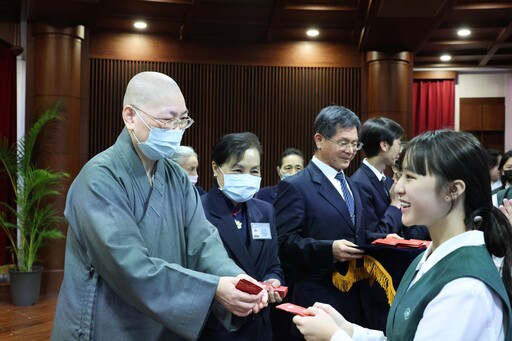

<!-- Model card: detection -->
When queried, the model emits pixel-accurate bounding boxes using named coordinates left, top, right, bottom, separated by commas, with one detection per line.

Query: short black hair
left=278, top=148, right=304, bottom=167
left=498, top=150, right=512, bottom=185
left=314, top=106, right=361, bottom=150
left=486, top=148, right=502, bottom=169
left=360, top=117, right=404, bottom=157
left=212, top=132, right=262, bottom=166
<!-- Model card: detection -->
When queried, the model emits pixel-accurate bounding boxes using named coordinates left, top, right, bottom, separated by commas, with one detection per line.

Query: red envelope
left=372, top=237, right=430, bottom=249
left=235, top=278, right=264, bottom=295
left=276, top=303, right=309, bottom=316
left=259, top=282, right=289, bottom=298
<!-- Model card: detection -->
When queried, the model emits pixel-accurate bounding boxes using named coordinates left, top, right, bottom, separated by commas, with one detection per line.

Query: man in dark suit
left=350, top=117, right=429, bottom=331
left=274, top=105, right=366, bottom=336
left=350, top=117, right=404, bottom=243
left=349, top=117, right=404, bottom=332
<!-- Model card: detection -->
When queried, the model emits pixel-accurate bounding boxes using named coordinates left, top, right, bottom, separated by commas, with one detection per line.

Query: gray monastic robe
left=51, top=129, right=243, bottom=340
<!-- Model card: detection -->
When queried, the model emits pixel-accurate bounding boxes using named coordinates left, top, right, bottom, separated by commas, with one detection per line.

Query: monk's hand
left=235, top=274, right=269, bottom=313
left=332, top=239, right=364, bottom=263
left=215, top=276, right=262, bottom=317
left=263, top=278, right=283, bottom=303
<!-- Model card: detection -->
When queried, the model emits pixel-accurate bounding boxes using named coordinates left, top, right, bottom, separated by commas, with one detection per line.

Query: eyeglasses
left=130, top=105, right=194, bottom=130
left=324, top=136, right=363, bottom=151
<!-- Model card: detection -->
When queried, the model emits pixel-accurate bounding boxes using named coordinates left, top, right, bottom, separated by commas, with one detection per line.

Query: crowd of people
left=51, top=71, right=512, bottom=341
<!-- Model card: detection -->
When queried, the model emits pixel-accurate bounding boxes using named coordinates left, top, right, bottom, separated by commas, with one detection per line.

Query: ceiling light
left=440, top=54, right=452, bottom=62
left=134, top=21, right=147, bottom=30
left=306, top=29, right=319, bottom=37
left=457, top=28, right=471, bottom=37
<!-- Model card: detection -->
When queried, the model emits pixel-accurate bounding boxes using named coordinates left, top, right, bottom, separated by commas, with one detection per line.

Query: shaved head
left=123, top=72, right=183, bottom=108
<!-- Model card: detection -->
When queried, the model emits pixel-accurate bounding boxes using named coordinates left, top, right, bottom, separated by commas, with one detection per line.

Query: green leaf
left=0, top=101, right=68, bottom=271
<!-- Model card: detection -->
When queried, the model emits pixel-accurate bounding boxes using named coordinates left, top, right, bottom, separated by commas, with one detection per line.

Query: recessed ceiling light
left=457, top=28, right=471, bottom=37
left=306, top=29, right=319, bottom=37
left=440, top=54, right=452, bottom=62
left=134, top=21, right=147, bottom=30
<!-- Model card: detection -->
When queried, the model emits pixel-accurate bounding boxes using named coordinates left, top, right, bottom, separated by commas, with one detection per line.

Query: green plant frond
left=0, top=141, right=18, bottom=191
left=20, top=101, right=65, bottom=174
left=0, top=100, right=68, bottom=271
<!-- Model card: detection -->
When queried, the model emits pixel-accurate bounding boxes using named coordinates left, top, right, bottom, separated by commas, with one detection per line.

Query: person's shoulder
left=196, top=185, right=206, bottom=195
left=492, top=185, right=505, bottom=195
left=251, top=196, right=274, bottom=208
left=257, top=185, right=276, bottom=194
left=496, top=186, right=512, bottom=197
left=350, top=166, right=368, bottom=181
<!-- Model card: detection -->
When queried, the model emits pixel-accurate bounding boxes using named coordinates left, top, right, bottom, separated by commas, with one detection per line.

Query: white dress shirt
left=311, top=156, right=353, bottom=200
left=331, top=230, right=505, bottom=341
left=362, top=158, right=386, bottom=182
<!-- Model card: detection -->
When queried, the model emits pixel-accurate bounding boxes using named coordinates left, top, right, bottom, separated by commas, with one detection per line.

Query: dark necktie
left=335, top=172, right=355, bottom=225
left=381, top=176, right=389, bottom=198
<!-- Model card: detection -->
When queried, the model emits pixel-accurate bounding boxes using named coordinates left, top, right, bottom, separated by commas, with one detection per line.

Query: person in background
left=487, top=148, right=503, bottom=192
left=493, top=150, right=512, bottom=207
left=51, top=72, right=267, bottom=341
left=256, top=147, right=305, bottom=204
left=274, top=105, right=366, bottom=339
left=349, top=117, right=405, bottom=332
left=170, top=145, right=206, bottom=195
left=199, top=132, right=284, bottom=341
left=350, top=117, right=404, bottom=244
left=293, top=130, right=512, bottom=341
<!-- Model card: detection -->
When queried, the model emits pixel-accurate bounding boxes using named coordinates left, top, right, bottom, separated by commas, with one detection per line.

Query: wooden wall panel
left=90, top=59, right=362, bottom=188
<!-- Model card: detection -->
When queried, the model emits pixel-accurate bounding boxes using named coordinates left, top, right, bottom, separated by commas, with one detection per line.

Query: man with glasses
left=52, top=72, right=267, bottom=341
left=274, top=105, right=366, bottom=339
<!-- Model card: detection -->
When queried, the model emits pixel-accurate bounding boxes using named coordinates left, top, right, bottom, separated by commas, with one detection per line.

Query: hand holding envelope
left=292, top=302, right=355, bottom=341
left=215, top=276, right=268, bottom=317
left=235, top=278, right=288, bottom=303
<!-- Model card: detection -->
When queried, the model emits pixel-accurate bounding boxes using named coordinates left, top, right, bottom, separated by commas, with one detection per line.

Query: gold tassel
left=332, top=255, right=396, bottom=306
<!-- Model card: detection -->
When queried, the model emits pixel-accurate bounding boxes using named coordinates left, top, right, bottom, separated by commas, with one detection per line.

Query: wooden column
left=26, top=24, right=85, bottom=296
left=365, top=51, right=413, bottom=138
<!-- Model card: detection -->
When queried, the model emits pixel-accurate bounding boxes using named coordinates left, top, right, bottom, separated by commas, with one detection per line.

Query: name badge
left=250, top=223, right=272, bottom=240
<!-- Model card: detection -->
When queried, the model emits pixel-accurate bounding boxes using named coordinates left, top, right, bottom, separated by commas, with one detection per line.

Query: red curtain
left=0, top=40, right=17, bottom=265
left=412, top=79, right=455, bottom=136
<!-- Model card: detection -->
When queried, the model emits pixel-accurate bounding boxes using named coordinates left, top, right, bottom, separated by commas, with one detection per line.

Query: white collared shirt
left=362, top=158, right=386, bottom=182
left=331, top=230, right=506, bottom=341
left=311, top=156, right=353, bottom=200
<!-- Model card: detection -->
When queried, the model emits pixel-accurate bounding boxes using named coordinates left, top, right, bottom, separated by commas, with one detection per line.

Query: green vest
left=386, top=246, right=512, bottom=341
left=497, top=187, right=512, bottom=207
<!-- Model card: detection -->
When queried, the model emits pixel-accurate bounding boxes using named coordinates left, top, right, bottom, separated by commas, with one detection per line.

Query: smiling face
left=394, top=159, right=453, bottom=230
left=383, top=139, right=402, bottom=167
left=314, top=127, right=359, bottom=171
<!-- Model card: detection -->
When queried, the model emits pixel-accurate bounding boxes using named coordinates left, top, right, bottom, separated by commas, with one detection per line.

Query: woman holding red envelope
left=293, top=130, right=512, bottom=341
left=198, top=132, right=284, bottom=341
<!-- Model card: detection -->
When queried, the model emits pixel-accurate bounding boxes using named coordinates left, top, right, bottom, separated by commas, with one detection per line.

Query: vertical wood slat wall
left=89, top=59, right=362, bottom=188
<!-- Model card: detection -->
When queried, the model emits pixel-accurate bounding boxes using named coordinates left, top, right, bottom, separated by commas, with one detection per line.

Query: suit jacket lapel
left=362, top=163, right=389, bottom=202
left=207, top=188, right=256, bottom=275
left=308, top=163, right=354, bottom=229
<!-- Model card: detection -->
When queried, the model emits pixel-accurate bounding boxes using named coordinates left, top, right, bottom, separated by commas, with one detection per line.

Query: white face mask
left=132, top=110, right=184, bottom=160
left=218, top=167, right=261, bottom=203
left=188, top=175, right=198, bottom=185
left=280, top=173, right=294, bottom=181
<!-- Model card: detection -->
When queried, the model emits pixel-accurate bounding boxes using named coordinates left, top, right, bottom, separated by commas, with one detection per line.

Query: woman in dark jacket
left=199, top=132, right=284, bottom=341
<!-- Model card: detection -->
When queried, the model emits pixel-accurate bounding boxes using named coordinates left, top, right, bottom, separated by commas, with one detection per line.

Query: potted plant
left=0, top=101, right=68, bottom=305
